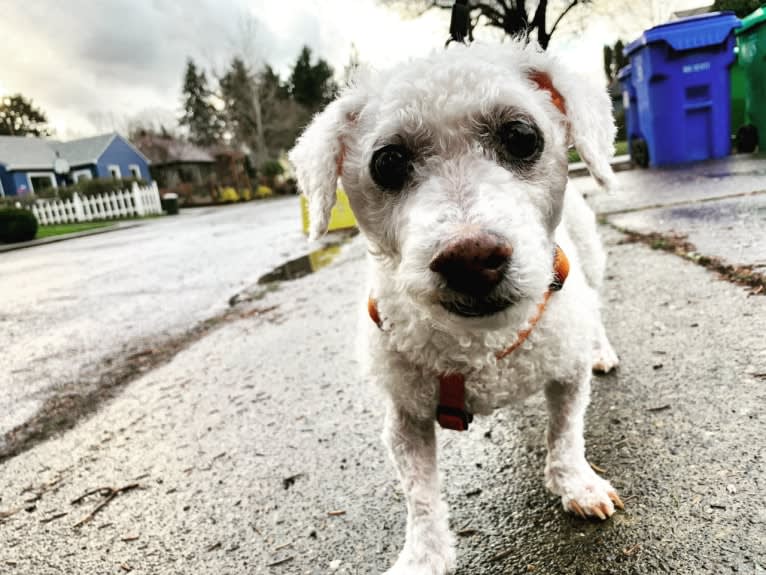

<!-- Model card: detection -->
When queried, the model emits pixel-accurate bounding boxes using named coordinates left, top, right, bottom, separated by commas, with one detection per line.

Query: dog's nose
left=429, top=233, right=512, bottom=297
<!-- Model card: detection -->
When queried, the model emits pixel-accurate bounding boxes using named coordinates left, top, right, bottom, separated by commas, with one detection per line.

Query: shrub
left=219, top=187, right=240, bottom=203
left=614, top=108, right=627, bottom=142
left=260, top=160, right=284, bottom=179
left=0, top=195, right=35, bottom=209
left=0, top=208, right=38, bottom=243
left=239, top=188, right=253, bottom=201
left=274, top=178, right=298, bottom=195
left=255, top=185, right=273, bottom=199
left=57, top=177, right=148, bottom=200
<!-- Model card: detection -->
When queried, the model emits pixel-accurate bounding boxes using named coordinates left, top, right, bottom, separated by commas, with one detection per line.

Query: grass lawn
left=568, top=140, right=628, bottom=163
left=36, top=221, right=114, bottom=239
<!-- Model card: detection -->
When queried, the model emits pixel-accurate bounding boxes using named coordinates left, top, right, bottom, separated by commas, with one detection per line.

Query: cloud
left=0, top=0, right=447, bottom=139
left=0, top=0, right=662, bottom=140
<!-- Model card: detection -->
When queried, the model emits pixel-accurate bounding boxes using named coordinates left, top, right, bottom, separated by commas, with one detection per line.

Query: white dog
left=290, top=39, right=622, bottom=574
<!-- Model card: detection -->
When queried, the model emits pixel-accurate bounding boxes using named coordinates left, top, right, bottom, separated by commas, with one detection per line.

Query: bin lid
left=163, top=193, right=178, bottom=199
left=736, top=5, right=766, bottom=35
left=617, top=64, right=632, bottom=81
left=625, top=11, right=741, bottom=56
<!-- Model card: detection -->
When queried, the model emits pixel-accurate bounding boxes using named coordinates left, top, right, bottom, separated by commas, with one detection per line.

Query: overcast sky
left=0, top=0, right=705, bottom=140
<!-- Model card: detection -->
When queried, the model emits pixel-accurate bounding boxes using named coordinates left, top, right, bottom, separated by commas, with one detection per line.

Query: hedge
left=35, top=177, right=148, bottom=201
left=0, top=208, right=38, bottom=243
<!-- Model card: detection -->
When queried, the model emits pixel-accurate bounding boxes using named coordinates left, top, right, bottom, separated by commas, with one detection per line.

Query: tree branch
left=530, top=0, right=547, bottom=38
left=548, top=0, right=582, bottom=40
left=476, top=10, right=505, bottom=32
left=476, top=4, right=506, bottom=26
left=495, top=0, right=512, bottom=14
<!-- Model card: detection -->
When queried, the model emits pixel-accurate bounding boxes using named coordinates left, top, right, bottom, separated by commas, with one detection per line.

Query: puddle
left=704, top=168, right=766, bottom=178
left=666, top=203, right=734, bottom=222
left=228, top=230, right=359, bottom=308
left=257, top=229, right=358, bottom=285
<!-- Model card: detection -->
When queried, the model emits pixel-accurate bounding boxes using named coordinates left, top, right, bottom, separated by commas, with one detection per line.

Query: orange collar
left=495, top=244, right=569, bottom=360
left=368, top=245, right=569, bottom=431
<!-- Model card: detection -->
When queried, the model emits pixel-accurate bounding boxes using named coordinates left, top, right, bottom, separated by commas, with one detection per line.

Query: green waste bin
left=736, top=5, right=766, bottom=152
left=162, top=192, right=179, bottom=215
left=730, top=48, right=747, bottom=144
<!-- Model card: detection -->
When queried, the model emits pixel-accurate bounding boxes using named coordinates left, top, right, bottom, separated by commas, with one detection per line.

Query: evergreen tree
left=711, top=0, right=761, bottom=18
left=179, top=58, right=223, bottom=146
left=260, top=65, right=290, bottom=101
left=603, top=40, right=628, bottom=83
left=288, top=46, right=338, bottom=113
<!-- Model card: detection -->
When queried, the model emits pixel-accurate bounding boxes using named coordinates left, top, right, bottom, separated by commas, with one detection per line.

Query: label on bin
left=682, top=61, right=711, bottom=74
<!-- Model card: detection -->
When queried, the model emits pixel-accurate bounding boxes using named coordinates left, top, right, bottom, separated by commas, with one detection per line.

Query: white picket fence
left=29, top=182, right=163, bottom=226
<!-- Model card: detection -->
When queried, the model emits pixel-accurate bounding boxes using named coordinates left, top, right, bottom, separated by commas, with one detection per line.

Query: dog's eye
left=499, top=121, right=542, bottom=161
left=370, top=145, right=411, bottom=191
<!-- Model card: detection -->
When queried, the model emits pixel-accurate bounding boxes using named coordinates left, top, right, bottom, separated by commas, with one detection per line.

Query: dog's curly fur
left=290, top=39, right=621, bottom=574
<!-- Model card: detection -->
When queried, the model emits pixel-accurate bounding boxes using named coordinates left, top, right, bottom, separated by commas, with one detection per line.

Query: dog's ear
left=288, top=91, right=365, bottom=240
left=528, top=65, right=617, bottom=191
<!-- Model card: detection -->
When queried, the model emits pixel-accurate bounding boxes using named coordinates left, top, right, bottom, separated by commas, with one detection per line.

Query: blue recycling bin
left=624, top=12, right=741, bottom=167
left=617, top=65, right=644, bottom=161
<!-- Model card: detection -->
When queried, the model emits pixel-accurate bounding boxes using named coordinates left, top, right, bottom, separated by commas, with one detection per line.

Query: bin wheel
left=631, top=138, right=649, bottom=168
left=736, top=124, right=758, bottom=154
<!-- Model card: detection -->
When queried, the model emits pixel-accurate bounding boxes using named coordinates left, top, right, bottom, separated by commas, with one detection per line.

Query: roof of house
left=132, top=135, right=215, bottom=165
left=51, top=133, right=116, bottom=167
left=0, top=132, right=138, bottom=171
left=0, top=136, right=59, bottom=170
left=208, top=143, right=246, bottom=160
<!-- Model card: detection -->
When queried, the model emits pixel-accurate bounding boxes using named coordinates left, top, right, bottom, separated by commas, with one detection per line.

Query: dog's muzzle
left=429, top=232, right=515, bottom=317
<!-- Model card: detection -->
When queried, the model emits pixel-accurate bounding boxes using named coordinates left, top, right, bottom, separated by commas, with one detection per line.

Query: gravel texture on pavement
left=1, top=224, right=763, bottom=574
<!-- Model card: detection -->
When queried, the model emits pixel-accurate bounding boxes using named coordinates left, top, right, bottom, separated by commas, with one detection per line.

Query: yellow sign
left=300, top=189, right=357, bottom=234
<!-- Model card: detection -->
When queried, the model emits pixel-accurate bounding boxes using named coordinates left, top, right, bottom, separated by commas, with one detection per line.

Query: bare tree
left=343, top=43, right=362, bottom=86
left=259, top=66, right=309, bottom=157
left=220, top=57, right=308, bottom=162
left=559, top=0, right=652, bottom=40
left=221, top=15, right=268, bottom=161
left=0, top=94, right=51, bottom=136
left=383, top=0, right=591, bottom=48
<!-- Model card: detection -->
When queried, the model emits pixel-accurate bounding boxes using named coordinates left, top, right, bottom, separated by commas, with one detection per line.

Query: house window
left=27, top=172, right=57, bottom=194
left=73, top=169, right=93, bottom=183
left=108, top=165, right=121, bottom=180
left=128, top=164, right=142, bottom=179
left=179, top=165, right=200, bottom=184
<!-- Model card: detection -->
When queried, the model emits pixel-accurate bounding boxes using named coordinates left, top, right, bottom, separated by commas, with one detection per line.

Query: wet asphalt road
left=0, top=199, right=307, bottom=439
left=0, top=157, right=765, bottom=574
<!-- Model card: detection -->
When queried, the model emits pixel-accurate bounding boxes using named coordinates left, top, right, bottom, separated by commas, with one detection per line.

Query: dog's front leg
left=382, top=404, right=456, bottom=575
left=544, top=375, right=624, bottom=519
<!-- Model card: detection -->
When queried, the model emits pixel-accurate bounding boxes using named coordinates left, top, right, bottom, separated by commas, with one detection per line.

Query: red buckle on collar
left=437, top=373, right=473, bottom=431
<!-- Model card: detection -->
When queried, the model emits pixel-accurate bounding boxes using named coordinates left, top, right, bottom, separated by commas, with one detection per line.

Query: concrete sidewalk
left=1, top=223, right=763, bottom=574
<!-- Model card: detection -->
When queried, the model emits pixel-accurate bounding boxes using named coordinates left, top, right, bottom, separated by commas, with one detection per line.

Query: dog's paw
left=547, top=466, right=624, bottom=520
left=384, top=542, right=456, bottom=575
left=592, top=343, right=619, bottom=374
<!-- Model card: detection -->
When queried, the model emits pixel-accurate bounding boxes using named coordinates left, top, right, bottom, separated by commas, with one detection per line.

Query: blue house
left=0, top=133, right=151, bottom=197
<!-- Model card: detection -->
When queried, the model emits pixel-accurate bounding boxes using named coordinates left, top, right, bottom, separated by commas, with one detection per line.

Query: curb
left=569, top=154, right=633, bottom=177
left=0, top=222, right=142, bottom=253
